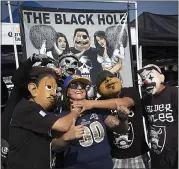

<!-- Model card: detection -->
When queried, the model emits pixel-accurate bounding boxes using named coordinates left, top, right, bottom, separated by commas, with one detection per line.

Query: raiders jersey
left=106, top=87, right=149, bottom=159
left=59, top=109, right=113, bottom=169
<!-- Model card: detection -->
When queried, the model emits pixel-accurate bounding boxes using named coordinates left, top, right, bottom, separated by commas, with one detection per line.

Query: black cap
left=29, top=66, right=57, bottom=79
left=96, top=70, right=116, bottom=92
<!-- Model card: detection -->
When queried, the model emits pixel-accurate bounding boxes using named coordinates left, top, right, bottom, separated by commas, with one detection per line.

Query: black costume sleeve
left=1, top=77, right=9, bottom=108
left=141, top=96, right=149, bottom=118
left=1, top=58, right=34, bottom=141
left=141, top=96, right=150, bottom=128
left=172, top=87, right=178, bottom=114
left=120, top=87, right=141, bottom=106
left=11, top=102, right=59, bottom=134
left=1, top=88, right=22, bottom=141
left=11, top=57, right=33, bottom=91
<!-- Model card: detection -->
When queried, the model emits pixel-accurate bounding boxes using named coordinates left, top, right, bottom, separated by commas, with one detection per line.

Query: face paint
left=67, top=83, right=86, bottom=101
left=35, top=76, right=57, bottom=110
left=74, top=31, right=90, bottom=51
left=99, top=76, right=122, bottom=97
left=139, top=69, right=162, bottom=95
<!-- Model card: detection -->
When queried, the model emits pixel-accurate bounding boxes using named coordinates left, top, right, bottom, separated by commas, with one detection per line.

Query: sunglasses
left=68, top=82, right=87, bottom=89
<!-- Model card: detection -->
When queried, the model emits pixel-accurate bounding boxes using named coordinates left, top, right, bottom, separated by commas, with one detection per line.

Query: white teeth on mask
left=81, top=74, right=90, bottom=79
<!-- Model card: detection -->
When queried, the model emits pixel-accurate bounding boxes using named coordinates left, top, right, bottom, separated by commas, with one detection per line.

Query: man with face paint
left=138, top=64, right=178, bottom=169
left=70, top=28, right=102, bottom=85
left=7, top=67, right=84, bottom=169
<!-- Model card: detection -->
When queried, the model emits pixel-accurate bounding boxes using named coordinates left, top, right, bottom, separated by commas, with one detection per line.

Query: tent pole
left=7, top=1, right=19, bottom=69
left=139, top=45, right=142, bottom=68
left=134, top=2, right=142, bottom=97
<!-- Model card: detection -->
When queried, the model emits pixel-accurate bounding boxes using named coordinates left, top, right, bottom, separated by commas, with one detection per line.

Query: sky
left=1, top=1, right=178, bottom=22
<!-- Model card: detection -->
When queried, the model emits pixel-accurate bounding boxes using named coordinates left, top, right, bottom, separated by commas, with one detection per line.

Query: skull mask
left=58, top=55, right=79, bottom=76
left=78, top=55, right=93, bottom=78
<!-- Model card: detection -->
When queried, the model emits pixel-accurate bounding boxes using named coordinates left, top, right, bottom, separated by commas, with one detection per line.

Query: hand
left=30, top=53, right=49, bottom=63
left=71, top=106, right=83, bottom=116
left=63, top=118, right=84, bottom=141
left=113, top=49, right=120, bottom=57
left=117, top=105, right=130, bottom=115
left=39, top=40, right=47, bottom=55
left=53, top=68, right=62, bottom=77
left=71, top=99, right=94, bottom=112
left=115, top=101, right=129, bottom=121
left=119, top=44, right=125, bottom=59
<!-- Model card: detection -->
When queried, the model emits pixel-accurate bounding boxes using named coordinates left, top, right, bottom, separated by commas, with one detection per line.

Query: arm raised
left=71, top=97, right=134, bottom=112
left=52, top=111, right=79, bottom=132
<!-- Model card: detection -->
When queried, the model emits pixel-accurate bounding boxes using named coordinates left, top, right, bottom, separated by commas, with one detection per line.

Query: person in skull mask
left=70, top=28, right=102, bottom=85
left=58, top=53, right=97, bottom=100
left=53, top=74, right=128, bottom=169
left=7, top=66, right=84, bottom=169
left=58, top=53, right=79, bottom=78
left=71, top=70, right=150, bottom=169
left=138, top=64, right=178, bottom=169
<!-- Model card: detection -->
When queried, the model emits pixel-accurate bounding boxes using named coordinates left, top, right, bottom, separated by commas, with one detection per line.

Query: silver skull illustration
left=149, top=128, right=162, bottom=150
left=78, top=55, right=93, bottom=78
left=113, top=122, right=134, bottom=149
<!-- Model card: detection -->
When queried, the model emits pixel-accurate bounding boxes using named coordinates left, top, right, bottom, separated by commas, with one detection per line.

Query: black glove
left=30, top=53, right=55, bottom=65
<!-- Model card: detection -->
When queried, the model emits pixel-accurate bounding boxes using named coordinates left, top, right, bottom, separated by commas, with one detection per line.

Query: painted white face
left=139, top=69, right=162, bottom=95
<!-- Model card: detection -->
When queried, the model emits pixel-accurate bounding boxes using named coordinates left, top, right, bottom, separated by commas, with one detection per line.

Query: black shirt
left=70, top=47, right=102, bottom=85
left=1, top=77, right=9, bottom=112
left=142, top=86, right=178, bottom=154
left=2, top=58, right=34, bottom=142
left=7, top=99, right=59, bottom=169
left=107, top=87, right=149, bottom=159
